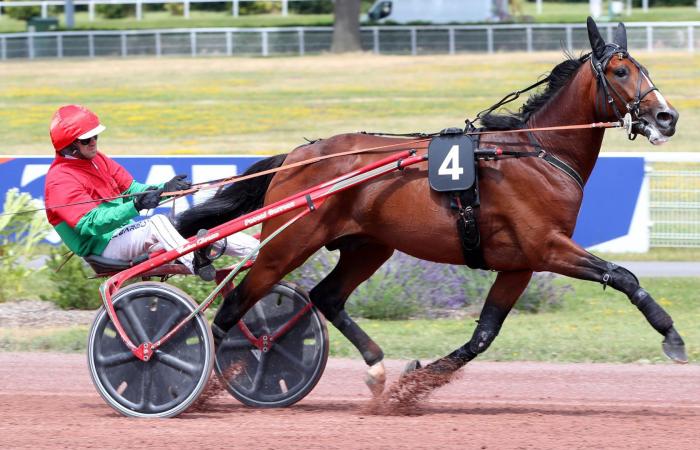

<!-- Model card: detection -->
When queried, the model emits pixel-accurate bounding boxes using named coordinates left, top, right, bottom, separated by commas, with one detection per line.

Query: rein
left=2, top=118, right=628, bottom=217
left=474, top=76, right=551, bottom=121
left=0, top=138, right=431, bottom=217
left=5, top=54, right=644, bottom=218
left=166, top=119, right=624, bottom=198
left=177, top=50, right=648, bottom=196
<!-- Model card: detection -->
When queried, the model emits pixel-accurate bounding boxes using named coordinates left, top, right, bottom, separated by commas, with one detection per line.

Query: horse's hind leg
left=211, top=235, right=326, bottom=345
left=540, top=234, right=687, bottom=363
left=309, top=238, right=394, bottom=396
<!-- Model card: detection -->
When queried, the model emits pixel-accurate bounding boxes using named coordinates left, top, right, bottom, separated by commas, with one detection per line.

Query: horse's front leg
left=540, top=234, right=687, bottom=363
left=389, top=270, right=531, bottom=406
left=414, top=270, right=533, bottom=373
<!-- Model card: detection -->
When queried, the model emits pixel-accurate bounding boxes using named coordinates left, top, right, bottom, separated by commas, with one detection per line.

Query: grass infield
left=2, top=277, right=698, bottom=364
left=1, top=51, right=697, bottom=155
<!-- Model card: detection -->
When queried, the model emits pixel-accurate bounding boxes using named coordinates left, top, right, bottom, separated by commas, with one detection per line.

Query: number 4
left=438, top=145, right=464, bottom=181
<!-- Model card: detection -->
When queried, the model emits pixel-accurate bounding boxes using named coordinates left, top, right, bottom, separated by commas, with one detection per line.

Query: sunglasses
left=77, top=135, right=98, bottom=145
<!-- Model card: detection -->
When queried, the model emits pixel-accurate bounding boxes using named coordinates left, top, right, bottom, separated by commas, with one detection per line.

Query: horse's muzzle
left=638, top=106, right=679, bottom=145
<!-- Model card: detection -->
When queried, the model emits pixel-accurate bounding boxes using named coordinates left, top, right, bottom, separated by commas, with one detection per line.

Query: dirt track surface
left=0, top=353, right=698, bottom=449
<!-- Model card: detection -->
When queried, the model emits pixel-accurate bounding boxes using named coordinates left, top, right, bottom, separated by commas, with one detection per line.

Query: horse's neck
left=527, top=66, right=605, bottom=184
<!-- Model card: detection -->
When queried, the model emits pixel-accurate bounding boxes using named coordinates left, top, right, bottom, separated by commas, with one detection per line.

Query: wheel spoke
left=251, top=297, right=273, bottom=332
left=250, top=353, right=268, bottom=394
left=154, top=350, right=199, bottom=377
left=221, top=338, right=255, bottom=350
left=271, top=344, right=308, bottom=372
left=122, top=301, right=150, bottom=343
left=152, top=312, right=182, bottom=342
left=97, top=350, right=135, bottom=368
left=140, top=363, right=153, bottom=411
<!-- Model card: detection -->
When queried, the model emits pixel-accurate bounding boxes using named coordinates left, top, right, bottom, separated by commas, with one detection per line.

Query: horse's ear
left=613, top=22, right=628, bottom=50
left=587, top=16, right=606, bottom=59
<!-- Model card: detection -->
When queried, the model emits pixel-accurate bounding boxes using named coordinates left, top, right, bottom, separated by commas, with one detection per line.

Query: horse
left=176, top=17, right=684, bottom=398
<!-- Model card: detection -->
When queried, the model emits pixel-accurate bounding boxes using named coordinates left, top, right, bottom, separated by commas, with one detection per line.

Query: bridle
left=589, top=44, right=659, bottom=140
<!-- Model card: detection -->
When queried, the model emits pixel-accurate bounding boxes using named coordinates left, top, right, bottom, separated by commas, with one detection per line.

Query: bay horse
left=177, top=18, right=685, bottom=396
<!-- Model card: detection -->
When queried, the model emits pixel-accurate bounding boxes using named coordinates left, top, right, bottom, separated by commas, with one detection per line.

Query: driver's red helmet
left=49, top=104, right=106, bottom=152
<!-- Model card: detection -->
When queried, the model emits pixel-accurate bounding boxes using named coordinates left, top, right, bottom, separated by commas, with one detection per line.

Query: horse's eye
left=614, top=67, right=628, bottom=78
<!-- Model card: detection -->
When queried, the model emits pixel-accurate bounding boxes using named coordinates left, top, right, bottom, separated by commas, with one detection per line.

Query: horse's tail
left=176, top=153, right=287, bottom=238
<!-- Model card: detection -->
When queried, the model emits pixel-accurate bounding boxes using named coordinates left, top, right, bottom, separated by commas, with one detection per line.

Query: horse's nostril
left=656, top=111, right=674, bottom=127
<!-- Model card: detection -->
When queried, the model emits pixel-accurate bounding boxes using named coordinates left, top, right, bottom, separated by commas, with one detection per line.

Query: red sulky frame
left=99, top=149, right=427, bottom=362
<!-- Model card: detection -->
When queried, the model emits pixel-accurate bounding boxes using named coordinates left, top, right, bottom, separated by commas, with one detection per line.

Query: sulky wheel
left=215, top=281, right=329, bottom=408
left=88, top=282, right=213, bottom=418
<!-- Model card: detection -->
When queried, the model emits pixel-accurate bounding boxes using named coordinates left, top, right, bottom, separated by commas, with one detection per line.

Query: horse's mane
left=480, top=53, right=590, bottom=131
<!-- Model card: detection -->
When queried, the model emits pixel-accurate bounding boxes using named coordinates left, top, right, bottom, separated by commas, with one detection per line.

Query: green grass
left=0, top=326, right=89, bottom=352
left=519, top=3, right=700, bottom=23
left=0, top=12, right=333, bottom=33
left=1, top=51, right=698, bottom=155
left=327, top=277, right=700, bottom=363
left=2, top=277, right=698, bottom=364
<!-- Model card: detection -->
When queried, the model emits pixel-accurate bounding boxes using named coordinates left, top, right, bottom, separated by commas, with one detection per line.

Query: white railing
left=606, top=153, right=700, bottom=248
left=646, top=154, right=700, bottom=248
left=0, top=22, right=697, bottom=60
left=0, top=0, right=312, bottom=19
left=649, top=170, right=700, bottom=247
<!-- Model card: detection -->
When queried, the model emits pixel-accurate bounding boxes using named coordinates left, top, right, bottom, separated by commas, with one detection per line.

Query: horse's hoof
left=364, top=361, right=386, bottom=397
left=663, top=328, right=688, bottom=364
left=401, top=360, right=422, bottom=378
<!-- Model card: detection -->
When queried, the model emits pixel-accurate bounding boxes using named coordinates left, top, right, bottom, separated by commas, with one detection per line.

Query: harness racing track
left=0, top=353, right=698, bottom=449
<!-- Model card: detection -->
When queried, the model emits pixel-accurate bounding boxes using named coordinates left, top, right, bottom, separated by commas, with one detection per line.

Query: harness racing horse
left=177, top=18, right=685, bottom=398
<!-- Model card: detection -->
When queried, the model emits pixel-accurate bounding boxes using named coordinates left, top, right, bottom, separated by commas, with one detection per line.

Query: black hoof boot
left=193, top=229, right=216, bottom=282
left=211, top=323, right=226, bottom=352
left=662, top=327, right=688, bottom=364
left=401, top=359, right=422, bottom=378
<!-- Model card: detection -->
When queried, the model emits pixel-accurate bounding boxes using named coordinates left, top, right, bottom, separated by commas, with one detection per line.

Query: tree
left=331, top=0, right=362, bottom=53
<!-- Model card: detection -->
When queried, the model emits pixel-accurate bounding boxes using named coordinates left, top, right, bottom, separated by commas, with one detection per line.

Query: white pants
left=101, top=215, right=259, bottom=273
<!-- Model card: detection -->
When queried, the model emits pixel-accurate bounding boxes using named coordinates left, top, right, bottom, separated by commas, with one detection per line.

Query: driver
left=44, top=104, right=259, bottom=280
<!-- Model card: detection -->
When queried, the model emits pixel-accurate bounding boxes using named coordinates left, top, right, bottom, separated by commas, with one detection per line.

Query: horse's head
left=587, top=17, right=678, bottom=144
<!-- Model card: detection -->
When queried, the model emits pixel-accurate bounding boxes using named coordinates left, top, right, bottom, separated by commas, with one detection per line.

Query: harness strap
left=540, top=153, right=585, bottom=191
left=525, top=131, right=584, bottom=191
left=453, top=191, right=488, bottom=270
left=474, top=76, right=551, bottom=121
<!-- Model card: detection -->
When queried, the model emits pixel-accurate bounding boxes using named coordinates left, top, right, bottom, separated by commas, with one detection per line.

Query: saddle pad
left=428, top=134, right=476, bottom=192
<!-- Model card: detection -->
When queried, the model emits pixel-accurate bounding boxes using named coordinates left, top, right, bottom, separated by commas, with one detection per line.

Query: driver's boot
left=192, top=229, right=216, bottom=282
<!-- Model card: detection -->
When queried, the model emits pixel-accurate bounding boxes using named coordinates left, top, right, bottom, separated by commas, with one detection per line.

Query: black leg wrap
left=630, top=288, right=674, bottom=336
left=446, top=346, right=477, bottom=366
left=442, top=303, right=507, bottom=368
left=331, top=310, right=384, bottom=366
left=211, top=323, right=226, bottom=349
left=604, top=263, right=640, bottom=293
left=212, top=286, right=246, bottom=336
